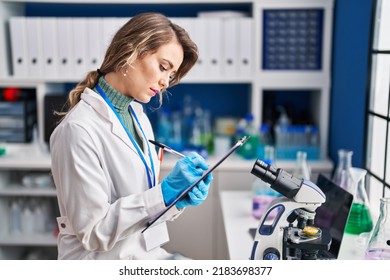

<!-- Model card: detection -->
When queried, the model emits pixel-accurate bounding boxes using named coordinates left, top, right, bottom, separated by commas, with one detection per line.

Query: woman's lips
left=150, top=88, right=159, bottom=96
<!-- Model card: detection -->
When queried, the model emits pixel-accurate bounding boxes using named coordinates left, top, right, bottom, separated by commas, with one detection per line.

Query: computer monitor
left=315, top=173, right=354, bottom=259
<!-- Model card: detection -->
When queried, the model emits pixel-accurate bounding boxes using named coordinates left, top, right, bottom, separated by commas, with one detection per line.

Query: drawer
left=0, top=115, right=36, bottom=129
left=0, top=127, right=33, bottom=143
left=0, top=101, right=36, bottom=116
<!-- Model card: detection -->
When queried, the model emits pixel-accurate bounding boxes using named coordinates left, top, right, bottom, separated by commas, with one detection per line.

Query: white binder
left=192, top=18, right=207, bottom=78
left=100, top=17, right=127, bottom=63
left=222, top=18, right=239, bottom=78
left=86, top=18, right=104, bottom=71
left=25, top=17, right=43, bottom=78
left=41, top=17, right=59, bottom=78
left=204, top=17, right=223, bottom=78
left=57, top=18, right=73, bottom=78
left=102, top=17, right=120, bottom=56
left=171, top=17, right=199, bottom=78
left=238, top=18, right=253, bottom=77
left=72, top=18, right=88, bottom=79
left=9, top=17, right=28, bottom=77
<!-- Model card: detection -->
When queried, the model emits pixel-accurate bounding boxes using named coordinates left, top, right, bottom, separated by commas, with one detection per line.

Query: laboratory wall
left=329, top=0, right=372, bottom=168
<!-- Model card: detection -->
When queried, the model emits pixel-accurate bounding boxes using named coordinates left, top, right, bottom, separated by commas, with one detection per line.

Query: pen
left=157, top=147, right=164, bottom=182
left=148, top=139, right=185, bottom=158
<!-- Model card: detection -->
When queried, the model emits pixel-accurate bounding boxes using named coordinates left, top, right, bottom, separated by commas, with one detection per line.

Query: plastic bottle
left=182, top=95, right=194, bottom=149
left=292, top=151, right=311, bottom=180
left=170, top=111, right=184, bottom=151
left=274, top=106, right=291, bottom=148
left=308, top=125, right=319, bottom=147
left=156, top=108, right=173, bottom=146
left=190, top=104, right=203, bottom=148
left=9, top=199, right=22, bottom=234
left=200, top=110, right=213, bottom=154
left=238, top=113, right=259, bottom=159
left=257, top=123, right=273, bottom=159
left=32, top=198, right=46, bottom=233
left=252, top=146, right=281, bottom=219
left=21, top=201, right=35, bottom=234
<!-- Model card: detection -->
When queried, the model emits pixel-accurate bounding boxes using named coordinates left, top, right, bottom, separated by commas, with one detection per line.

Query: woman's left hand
left=175, top=172, right=213, bottom=209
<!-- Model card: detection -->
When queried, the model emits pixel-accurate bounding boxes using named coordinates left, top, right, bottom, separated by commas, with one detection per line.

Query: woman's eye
left=160, top=65, right=167, bottom=72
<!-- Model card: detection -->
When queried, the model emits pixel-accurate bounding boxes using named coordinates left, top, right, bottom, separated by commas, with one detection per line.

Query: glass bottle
left=344, top=168, right=373, bottom=234
left=252, top=146, right=281, bottom=219
left=364, top=198, right=390, bottom=260
left=292, top=151, right=311, bottom=180
left=332, top=149, right=354, bottom=193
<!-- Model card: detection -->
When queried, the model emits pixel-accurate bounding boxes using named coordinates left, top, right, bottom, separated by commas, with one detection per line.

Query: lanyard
left=96, top=85, right=156, bottom=189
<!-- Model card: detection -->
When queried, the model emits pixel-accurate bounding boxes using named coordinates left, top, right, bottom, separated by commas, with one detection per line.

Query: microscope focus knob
left=263, top=248, right=280, bottom=260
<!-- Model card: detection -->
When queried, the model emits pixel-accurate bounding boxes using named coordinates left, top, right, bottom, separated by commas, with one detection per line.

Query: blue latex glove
left=161, top=152, right=209, bottom=206
left=176, top=172, right=213, bottom=209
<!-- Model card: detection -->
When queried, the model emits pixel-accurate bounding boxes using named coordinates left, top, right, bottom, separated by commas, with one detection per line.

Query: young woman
left=50, top=12, right=213, bottom=260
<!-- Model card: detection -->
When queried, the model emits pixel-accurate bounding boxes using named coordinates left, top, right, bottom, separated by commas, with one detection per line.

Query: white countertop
left=219, top=190, right=366, bottom=260
left=0, top=141, right=334, bottom=172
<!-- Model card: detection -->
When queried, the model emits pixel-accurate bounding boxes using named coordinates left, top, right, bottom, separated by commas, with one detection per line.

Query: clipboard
left=142, top=136, right=249, bottom=233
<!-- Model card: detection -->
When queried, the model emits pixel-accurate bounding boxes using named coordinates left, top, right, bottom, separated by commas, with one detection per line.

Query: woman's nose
left=159, top=75, right=169, bottom=89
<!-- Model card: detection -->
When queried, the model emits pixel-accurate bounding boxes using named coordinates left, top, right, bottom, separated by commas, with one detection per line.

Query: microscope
left=250, top=159, right=332, bottom=260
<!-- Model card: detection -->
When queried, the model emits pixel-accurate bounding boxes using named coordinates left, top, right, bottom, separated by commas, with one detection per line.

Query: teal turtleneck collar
left=93, top=76, right=143, bottom=148
left=94, top=76, right=133, bottom=113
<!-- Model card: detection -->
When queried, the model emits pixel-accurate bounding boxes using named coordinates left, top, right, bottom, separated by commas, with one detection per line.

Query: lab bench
left=219, top=190, right=365, bottom=260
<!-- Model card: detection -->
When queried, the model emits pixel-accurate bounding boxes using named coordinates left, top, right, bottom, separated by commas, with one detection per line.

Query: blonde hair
left=63, top=12, right=198, bottom=115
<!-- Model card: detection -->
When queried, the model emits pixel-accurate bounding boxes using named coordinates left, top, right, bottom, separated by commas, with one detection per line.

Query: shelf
left=160, top=153, right=334, bottom=172
left=0, top=142, right=334, bottom=172
left=255, top=72, right=330, bottom=88
left=0, top=75, right=254, bottom=85
left=2, top=0, right=252, bottom=4
left=0, top=232, right=57, bottom=246
left=0, top=185, right=56, bottom=197
left=0, top=142, right=51, bottom=170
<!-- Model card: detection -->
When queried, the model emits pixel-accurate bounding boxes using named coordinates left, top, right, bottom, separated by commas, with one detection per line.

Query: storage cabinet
left=0, top=145, right=57, bottom=259
left=0, top=0, right=334, bottom=259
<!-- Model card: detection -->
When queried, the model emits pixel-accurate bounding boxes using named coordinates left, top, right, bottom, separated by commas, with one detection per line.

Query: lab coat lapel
left=82, top=89, right=155, bottom=181
left=81, top=89, right=139, bottom=154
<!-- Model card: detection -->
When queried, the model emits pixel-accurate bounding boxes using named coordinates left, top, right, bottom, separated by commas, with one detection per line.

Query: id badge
left=142, top=221, right=170, bottom=251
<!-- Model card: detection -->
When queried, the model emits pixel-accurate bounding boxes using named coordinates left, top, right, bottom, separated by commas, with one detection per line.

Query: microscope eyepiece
left=251, top=159, right=302, bottom=199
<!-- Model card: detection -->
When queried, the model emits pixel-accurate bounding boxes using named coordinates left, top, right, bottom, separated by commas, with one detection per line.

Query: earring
left=123, top=70, right=128, bottom=77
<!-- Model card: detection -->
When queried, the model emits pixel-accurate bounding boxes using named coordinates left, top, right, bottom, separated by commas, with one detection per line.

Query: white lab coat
left=50, top=88, right=182, bottom=259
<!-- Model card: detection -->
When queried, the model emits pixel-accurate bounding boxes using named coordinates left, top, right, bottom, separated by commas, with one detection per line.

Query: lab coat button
left=60, top=223, right=66, bottom=228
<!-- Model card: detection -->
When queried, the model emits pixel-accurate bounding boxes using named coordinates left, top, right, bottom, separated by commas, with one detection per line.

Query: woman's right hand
left=161, top=152, right=209, bottom=206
